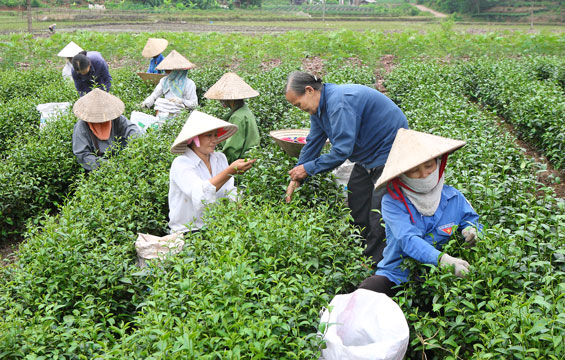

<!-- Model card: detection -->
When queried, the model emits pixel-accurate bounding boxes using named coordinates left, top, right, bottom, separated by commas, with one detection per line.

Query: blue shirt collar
left=314, top=84, right=327, bottom=119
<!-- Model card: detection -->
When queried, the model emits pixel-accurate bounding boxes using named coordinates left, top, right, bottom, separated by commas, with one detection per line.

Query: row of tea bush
left=385, top=60, right=564, bottom=359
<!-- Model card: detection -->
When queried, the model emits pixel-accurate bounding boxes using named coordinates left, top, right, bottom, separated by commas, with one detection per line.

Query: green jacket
left=222, top=104, right=260, bottom=163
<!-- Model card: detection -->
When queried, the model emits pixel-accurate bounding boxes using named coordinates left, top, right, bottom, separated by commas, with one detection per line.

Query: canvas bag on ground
left=131, top=110, right=161, bottom=133
left=135, top=233, right=185, bottom=268
left=36, top=102, right=71, bottom=129
left=319, top=289, right=409, bottom=360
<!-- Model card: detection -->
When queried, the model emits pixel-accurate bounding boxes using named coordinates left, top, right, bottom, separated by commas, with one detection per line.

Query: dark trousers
left=347, top=163, right=387, bottom=266
left=358, top=275, right=398, bottom=297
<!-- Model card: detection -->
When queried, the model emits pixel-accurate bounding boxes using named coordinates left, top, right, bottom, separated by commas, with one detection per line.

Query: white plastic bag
left=36, top=102, right=71, bottom=129
left=319, top=289, right=409, bottom=360
left=131, top=111, right=160, bottom=133
left=135, top=233, right=185, bottom=268
left=332, top=160, right=355, bottom=199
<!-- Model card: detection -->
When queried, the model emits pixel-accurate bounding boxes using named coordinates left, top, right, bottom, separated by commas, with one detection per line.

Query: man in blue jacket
left=284, top=71, right=408, bottom=265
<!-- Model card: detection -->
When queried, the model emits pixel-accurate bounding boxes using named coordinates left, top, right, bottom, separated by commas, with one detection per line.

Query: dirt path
left=412, top=4, right=448, bottom=18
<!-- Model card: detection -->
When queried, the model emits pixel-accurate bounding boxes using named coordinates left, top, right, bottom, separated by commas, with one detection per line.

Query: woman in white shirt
left=168, top=110, right=256, bottom=233
left=142, top=50, right=198, bottom=119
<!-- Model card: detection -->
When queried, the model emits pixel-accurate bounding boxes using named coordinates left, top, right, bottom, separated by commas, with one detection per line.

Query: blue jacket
left=297, top=83, right=408, bottom=176
left=71, top=51, right=112, bottom=96
left=147, top=54, right=164, bottom=74
left=375, top=185, right=481, bottom=285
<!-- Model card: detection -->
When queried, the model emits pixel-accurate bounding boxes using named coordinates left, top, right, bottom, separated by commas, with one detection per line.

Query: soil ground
left=412, top=4, right=448, bottom=18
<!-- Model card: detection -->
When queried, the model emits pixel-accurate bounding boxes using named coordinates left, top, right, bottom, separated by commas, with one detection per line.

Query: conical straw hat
left=204, top=72, right=259, bottom=100
left=142, top=38, right=168, bottom=58
left=57, top=41, right=83, bottom=58
left=73, top=88, right=125, bottom=124
left=171, top=110, right=238, bottom=154
left=156, top=50, right=196, bottom=71
left=374, top=129, right=466, bottom=189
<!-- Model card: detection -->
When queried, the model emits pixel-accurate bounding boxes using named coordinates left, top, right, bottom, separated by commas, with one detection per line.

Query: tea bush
left=454, top=57, right=565, bottom=169
left=1, top=57, right=562, bottom=358
left=0, top=69, right=157, bottom=242
left=0, top=69, right=76, bottom=154
left=0, top=65, right=374, bottom=358
left=0, top=119, right=180, bottom=357
left=0, top=112, right=80, bottom=242
left=522, top=55, right=565, bottom=90
left=385, top=60, right=564, bottom=359
left=105, top=154, right=366, bottom=357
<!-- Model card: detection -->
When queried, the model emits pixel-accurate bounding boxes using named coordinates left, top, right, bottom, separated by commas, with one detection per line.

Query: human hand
left=230, top=158, right=256, bottom=174
left=285, top=180, right=300, bottom=203
left=170, top=97, right=184, bottom=105
left=439, top=254, right=470, bottom=278
left=288, top=165, right=308, bottom=182
left=140, top=101, right=150, bottom=108
left=462, top=227, right=477, bottom=246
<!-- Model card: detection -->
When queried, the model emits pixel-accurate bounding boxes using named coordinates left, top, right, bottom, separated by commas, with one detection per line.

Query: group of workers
left=57, top=38, right=481, bottom=299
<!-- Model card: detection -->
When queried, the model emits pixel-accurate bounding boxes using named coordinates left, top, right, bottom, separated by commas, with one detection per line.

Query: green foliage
left=0, top=68, right=154, bottom=243
left=2, top=30, right=564, bottom=75
left=0, top=111, right=80, bottom=243
left=0, top=65, right=370, bottom=358
left=0, top=69, right=76, bottom=154
left=0, top=31, right=564, bottom=359
left=454, top=56, right=565, bottom=169
left=385, top=60, right=564, bottom=359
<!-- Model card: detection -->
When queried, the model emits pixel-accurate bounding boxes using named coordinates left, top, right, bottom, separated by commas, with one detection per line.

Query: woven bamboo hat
left=57, top=41, right=83, bottom=58
left=204, top=72, right=259, bottom=100
left=374, top=129, right=466, bottom=189
left=156, top=50, right=196, bottom=71
left=72, top=88, right=125, bottom=124
left=171, top=110, right=238, bottom=154
left=142, top=38, right=168, bottom=58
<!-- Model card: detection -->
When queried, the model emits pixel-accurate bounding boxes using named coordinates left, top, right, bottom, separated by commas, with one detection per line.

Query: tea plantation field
left=0, top=30, right=563, bottom=359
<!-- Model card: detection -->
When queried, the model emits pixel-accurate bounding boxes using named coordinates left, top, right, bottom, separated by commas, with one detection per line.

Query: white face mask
left=399, top=161, right=440, bottom=193
left=399, top=159, right=444, bottom=217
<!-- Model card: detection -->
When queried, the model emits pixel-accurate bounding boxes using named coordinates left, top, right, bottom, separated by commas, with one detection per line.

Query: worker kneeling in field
left=142, top=37, right=168, bottom=74
left=204, top=72, right=260, bottom=163
left=359, top=129, right=482, bottom=296
left=284, top=71, right=408, bottom=266
left=168, top=111, right=256, bottom=234
left=141, top=50, right=198, bottom=119
left=72, top=89, right=140, bottom=172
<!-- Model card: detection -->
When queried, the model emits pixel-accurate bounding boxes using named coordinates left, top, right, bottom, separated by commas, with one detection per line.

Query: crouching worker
left=204, top=72, right=260, bottom=163
left=142, top=50, right=198, bottom=119
left=142, top=37, right=167, bottom=74
left=72, top=88, right=140, bottom=172
left=359, top=129, right=482, bottom=296
left=168, top=110, right=256, bottom=233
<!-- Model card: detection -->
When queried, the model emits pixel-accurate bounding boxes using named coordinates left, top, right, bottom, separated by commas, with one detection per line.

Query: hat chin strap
left=387, top=154, right=449, bottom=224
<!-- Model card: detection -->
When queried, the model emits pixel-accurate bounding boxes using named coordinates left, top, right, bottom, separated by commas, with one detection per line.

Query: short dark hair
left=72, top=51, right=90, bottom=72
left=285, top=71, right=323, bottom=95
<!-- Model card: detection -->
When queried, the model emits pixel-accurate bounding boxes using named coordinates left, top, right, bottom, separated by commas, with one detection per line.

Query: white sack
left=333, top=159, right=355, bottom=186
left=36, top=102, right=72, bottom=129
left=131, top=110, right=160, bottom=133
left=319, top=289, right=409, bottom=360
left=135, top=233, right=184, bottom=268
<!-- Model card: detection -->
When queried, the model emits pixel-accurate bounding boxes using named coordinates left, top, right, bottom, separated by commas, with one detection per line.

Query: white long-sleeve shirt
left=168, top=148, right=236, bottom=233
left=143, top=76, right=198, bottom=111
